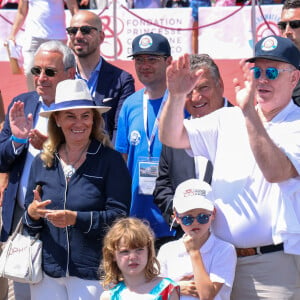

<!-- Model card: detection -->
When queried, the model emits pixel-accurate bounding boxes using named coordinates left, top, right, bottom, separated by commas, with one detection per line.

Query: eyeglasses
left=31, top=66, right=58, bottom=77
left=250, top=67, right=294, bottom=80
left=176, top=213, right=212, bottom=226
left=66, top=26, right=98, bottom=35
left=277, top=20, right=300, bottom=30
left=133, top=56, right=167, bottom=65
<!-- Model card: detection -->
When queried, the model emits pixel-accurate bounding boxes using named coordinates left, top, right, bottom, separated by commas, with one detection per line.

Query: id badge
left=138, top=157, right=159, bottom=195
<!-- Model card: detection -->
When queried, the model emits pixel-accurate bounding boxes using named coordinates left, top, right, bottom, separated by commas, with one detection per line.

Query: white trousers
left=30, top=273, right=103, bottom=300
left=231, top=251, right=300, bottom=299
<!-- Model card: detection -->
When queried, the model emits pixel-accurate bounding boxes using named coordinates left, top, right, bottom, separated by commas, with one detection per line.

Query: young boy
left=157, top=179, right=237, bottom=300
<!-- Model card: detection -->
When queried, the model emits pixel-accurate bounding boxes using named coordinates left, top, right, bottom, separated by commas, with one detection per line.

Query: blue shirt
left=75, top=58, right=102, bottom=97
left=115, top=89, right=175, bottom=238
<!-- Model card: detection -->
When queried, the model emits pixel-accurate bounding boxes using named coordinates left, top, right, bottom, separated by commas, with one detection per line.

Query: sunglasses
left=133, top=56, right=167, bottom=65
left=277, top=20, right=300, bottom=30
left=66, top=26, right=98, bottom=35
left=176, top=213, right=212, bottom=226
left=31, top=66, right=58, bottom=77
left=251, top=67, right=294, bottom=80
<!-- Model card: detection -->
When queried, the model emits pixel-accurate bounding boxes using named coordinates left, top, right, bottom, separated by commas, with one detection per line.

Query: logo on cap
left=183, top=188, right=206, bottom=198
left=261, top=36, right=278, bottom=52
left=139, top=35, right=153, bottom=49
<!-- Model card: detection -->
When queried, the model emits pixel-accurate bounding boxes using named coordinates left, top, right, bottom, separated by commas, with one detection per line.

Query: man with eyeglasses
left=0, top=40, right=76, bottom=300
left=278, top=0, right=300, bottom=105
left=7, top=0, right=78, bottom=92
left=159, top=35, right=300, bottom=299
left=67, top=10, right=135, bottom=143
left=115, top=32, right=175, bottom=251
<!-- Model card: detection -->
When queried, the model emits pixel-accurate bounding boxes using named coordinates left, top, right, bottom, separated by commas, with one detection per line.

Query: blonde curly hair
left=100, top=217, right=160, bottom=288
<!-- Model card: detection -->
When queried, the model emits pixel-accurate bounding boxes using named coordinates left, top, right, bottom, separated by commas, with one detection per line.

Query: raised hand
left=167, top=53, right=203, bottom=97
left=233, top=60, right=256, bottom=113
left=9, top=101, right=33, bottom=140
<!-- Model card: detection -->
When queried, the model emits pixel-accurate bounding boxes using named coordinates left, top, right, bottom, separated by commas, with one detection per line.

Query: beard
left=74, top=45, right=99, bottom=58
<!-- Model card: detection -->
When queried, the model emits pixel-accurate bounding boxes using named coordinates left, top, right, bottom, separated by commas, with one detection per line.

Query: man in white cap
left=158, top=179, right=236, bottom=300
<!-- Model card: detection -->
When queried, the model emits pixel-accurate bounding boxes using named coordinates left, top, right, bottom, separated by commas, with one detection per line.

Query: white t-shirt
left=157, top=233, right=237, bottom=300
left=184, top=102, right=300, bottom=250
left=25, top=0, right=67, bottom=40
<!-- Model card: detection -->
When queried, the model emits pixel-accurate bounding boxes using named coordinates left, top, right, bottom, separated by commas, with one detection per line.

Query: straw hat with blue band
left=40, top=79, right=111, bottom=118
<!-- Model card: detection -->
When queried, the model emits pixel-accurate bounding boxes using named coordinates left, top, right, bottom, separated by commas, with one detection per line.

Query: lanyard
left=143, top=89, right=168, bottom=156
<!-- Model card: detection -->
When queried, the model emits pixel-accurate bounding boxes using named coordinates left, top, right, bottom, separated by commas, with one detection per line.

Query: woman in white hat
left=22, top=79, right=132, bottom=299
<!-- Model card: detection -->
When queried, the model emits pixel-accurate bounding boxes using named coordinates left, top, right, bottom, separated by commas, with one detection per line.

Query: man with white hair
left=159, top=35, right=300, bottom=298
left=0, top=40, right=76, bottom=300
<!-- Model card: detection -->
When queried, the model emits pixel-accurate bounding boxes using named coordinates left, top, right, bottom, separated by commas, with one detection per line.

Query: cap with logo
left=246, top=35, right=300, bottom=69
left=173, top=179, right=214, bottom=214
left=129, top=32, right=171, bottom=57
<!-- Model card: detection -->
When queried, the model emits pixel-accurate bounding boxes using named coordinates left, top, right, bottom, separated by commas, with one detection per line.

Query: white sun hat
left=173, top=179, right=214, bottom=213
left=40, top=79, right=111, bottom=118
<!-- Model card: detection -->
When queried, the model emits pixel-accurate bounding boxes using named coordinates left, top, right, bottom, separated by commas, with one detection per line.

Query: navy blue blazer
left=93, top=59, right=135, bottom=143
left=23, top=139, right=131, bottom=279
left=0, top=91, right=40, bottom=242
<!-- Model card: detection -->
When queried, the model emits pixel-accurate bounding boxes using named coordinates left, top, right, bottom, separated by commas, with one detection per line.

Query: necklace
left=62, top=142, right=90, bottom=180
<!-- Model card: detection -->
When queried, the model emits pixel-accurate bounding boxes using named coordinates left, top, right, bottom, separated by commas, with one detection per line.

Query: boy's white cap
left=173, top=179, right=214, bottom=213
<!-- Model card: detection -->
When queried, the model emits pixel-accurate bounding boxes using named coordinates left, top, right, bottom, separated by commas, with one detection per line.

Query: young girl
left=100, top=218, right=180, bottom=300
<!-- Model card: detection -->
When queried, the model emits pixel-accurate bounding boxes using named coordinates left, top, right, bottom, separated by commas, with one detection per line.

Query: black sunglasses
left=31, top=66, right=57, bottom=77
left=277, top=20, right=300, bottom=30
left=66, top=26, right=98, bottom=35
left=176, top=213, right=212, bottom=226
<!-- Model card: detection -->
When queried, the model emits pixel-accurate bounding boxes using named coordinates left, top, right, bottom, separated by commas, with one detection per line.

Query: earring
left=57, top=124, right=61, bottom=127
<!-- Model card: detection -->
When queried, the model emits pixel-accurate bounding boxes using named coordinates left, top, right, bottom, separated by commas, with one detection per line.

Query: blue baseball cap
left=246, top=35, right=300, bottom=69
left=129, top=32, right=171, bottom=57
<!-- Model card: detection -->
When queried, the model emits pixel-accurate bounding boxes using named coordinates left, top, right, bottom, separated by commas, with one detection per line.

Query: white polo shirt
left=157, top=233, right=237, bottom=300
left=184, top=102, right=300, bottom=250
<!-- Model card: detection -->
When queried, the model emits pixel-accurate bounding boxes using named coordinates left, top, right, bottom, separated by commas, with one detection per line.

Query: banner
left=0, top=6, right=193, bottom=62
left=0, top=5, right=284, bottom=62
left=102, top=6, right=193, bottom=59
left=198, top=5, right=283, bottom=59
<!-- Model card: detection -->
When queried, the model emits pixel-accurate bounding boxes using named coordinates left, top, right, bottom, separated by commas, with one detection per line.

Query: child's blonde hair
left=101, top=217, right=160, bottom=288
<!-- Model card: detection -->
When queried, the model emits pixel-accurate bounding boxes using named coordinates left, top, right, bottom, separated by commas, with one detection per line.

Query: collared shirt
left=23, top=139, right=131, bottom=279
left=158, top=233, right=237, bottom=300
left=193, top=97, right=230, bottom=178
left=16, top=98, right=50, bottom=208
left=75, top=58, right=102, bottom=97
left=184, top=100, right=300, bottom=249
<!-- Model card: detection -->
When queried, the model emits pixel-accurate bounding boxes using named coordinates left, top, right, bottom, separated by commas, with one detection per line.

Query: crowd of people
left=0, top=0, right=106, bottom=10
left=0, top=0, right=286, bottom=55
left=0, top=0, right=300, bottom=299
